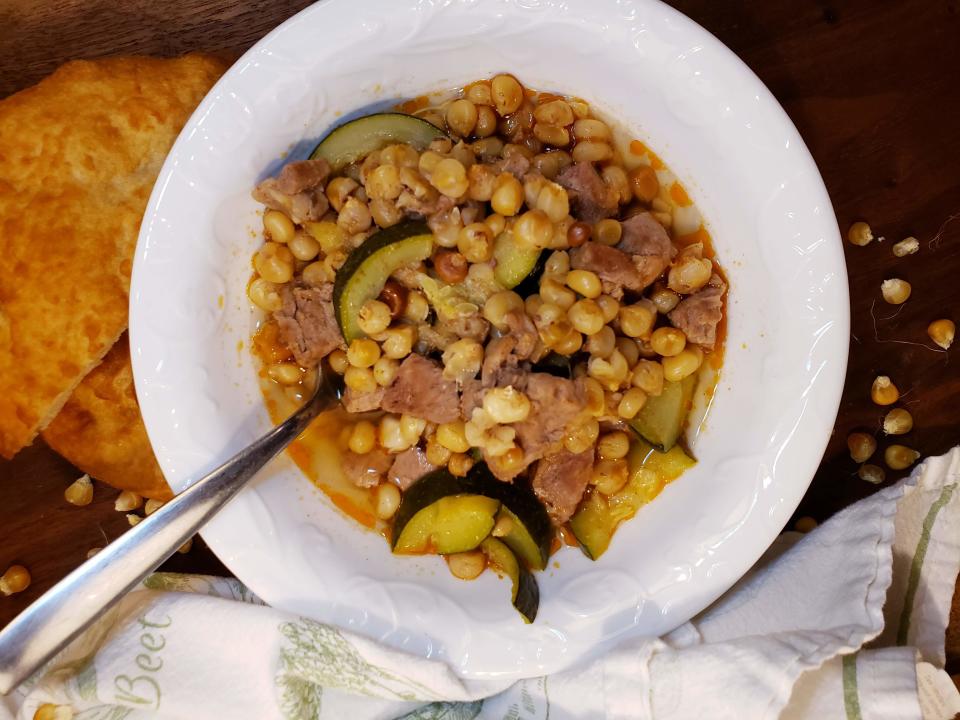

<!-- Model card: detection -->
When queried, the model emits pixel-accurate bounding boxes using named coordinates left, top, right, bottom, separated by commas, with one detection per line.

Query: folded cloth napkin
left=4, top=448, right=960, bottom=720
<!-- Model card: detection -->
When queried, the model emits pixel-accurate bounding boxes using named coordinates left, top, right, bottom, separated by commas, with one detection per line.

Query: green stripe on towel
left=842, top=654, right=863, bottom=720
left=897, top=484, right=956, bottom=645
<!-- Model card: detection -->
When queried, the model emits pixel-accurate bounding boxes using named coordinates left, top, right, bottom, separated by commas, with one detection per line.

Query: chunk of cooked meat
left=459, top=377, right=484, bottom=421
left=274, top=283, right=343, bottom=368
left=342, top=448, right=393, bottom=488
left=569, top=242, right=646, bottom=295
left=513, top=374, right=589, bottom=461
left=252, top=158, right=331, bottom=224
left=668, top=276, right=726, bottom=349
left=341, top=386, right=384, bottom=414
left=416, top=323, right=458, bottom=352
left=388, top=446, right=437, bottom=490
left=381, top=354, right=461, bottom=423
left=556, top=162, right=618, bottom=223
left=504, top=310, right=539, bottom=359
left=481, top=336, right=527, bottom=388
left=618, top=212, right=677, bottom=287
left=532, top=449, right=594, bottom=524
left=438, top=313, right=491, bottom=343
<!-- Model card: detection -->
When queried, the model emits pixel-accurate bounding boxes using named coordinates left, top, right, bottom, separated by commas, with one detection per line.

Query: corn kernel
left=593, top=218, right=622, bottom=246
left=847, top=432, right=877, bottom=463
left=344, top=366, right=378, bottom=393
left=883, top=408, right=913, bottom=435
left=892, top=237, right=919, bottom=257
left=618, top=302, right=656, bottom=339
left=650, top=327, right=687, bottom=357
left=598, top=431, right=631, bottom=460
left=328, top=349, right=349, bottom=374
left=263, top=209, right=295, bottom=244
left=114, top=490, right=142, bottom=512
left=357, top=299, right=393, bottom=336
left=446, top=550, right=486, bottom=580
left=662, top=349, right=702, bottom=382
left=347, top=338, right=381, bottom=368
left=448, top=452, right=475, bottom=477
left=585, top=325, right=616, bottom=358
left=568, top=299, right=606, bottom=335
left=442, top=338, right=484, bottom=382
left=564, top=418, right=600, bottom=453
left=373, top=356, right=399, bottom=387
left=871, top=375, right=900, bottom=406
left=349, top=420, right=377, bottom=454
left=847, top=221, right=873, bottom=246
left=375, top=483, right=402, bottom=520
left=126, top=514, right=142, bottom=527
left=566, top=269, right=602, bottom=299
left=794, top=516, right=818, bottom=533
left=618, top=387, right=648, bottom=419
left=0, top=564, right=31, bottom=596
left=437, top=421, right=471, bottom=454
left=632, top=360, right=664, bottom=396
left=399, top=414, right=427, bottom=445
left=483, top=387, right=532, bottom=424
left=64, top=475, right=93, bottom=507
left=178, top=538, right=193, bottom=554
left=593, top=459, right=630, bottom=495
left=380, top=324, right=417, bottom=359
left=859, top=463, right=886, bottom=484
left=144, top=498, right=165, bottom=516
left=267, top=362, right=302, bottom=385
left=881, top=278, right=911, bottom=305
left=425, top=435, right=452, bottom=466
left=885, top=444, right=919, bottom=470
left=596, top=294, right=620, bottom=323
left=927, top=319, right=955, bottom=350
left=491, top=514, right=514, bottom=538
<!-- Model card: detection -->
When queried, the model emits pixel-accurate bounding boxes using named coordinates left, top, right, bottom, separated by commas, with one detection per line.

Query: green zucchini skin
left=390, top=469, right=468, bottom=550
left=332, top=220, right=433, bottom=342
left=627, top=373, right=697, bottom=451
left=492, top=232, right=542, bottom=290
left=481, top=538, right=539, bottom=623
left=465, top=463, right=552, bottom=570
left=310, top=112, right=447, bottom=172
left=391, top=464, right=552, bottom=571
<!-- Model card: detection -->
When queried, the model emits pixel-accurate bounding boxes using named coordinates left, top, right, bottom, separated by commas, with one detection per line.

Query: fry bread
left=0, top=54, right=227, bottom=458
left=42, top=335, right=172, bottom=501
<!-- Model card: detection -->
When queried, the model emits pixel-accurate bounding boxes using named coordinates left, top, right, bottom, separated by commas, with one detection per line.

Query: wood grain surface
left=1, top=0, right=958, bottom=682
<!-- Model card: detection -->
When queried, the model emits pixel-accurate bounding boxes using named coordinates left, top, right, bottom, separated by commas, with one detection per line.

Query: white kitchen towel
left=3, top=448, right=959, bottom=720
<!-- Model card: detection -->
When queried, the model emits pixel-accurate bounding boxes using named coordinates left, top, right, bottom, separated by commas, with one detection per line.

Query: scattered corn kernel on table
left=0, top=0, right=958, bottom=686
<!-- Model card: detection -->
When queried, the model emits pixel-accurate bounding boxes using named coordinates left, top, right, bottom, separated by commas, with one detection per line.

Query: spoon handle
left=0, top=390, right=333, bottom=695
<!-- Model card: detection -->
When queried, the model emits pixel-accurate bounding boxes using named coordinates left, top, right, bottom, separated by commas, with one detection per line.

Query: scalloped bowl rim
left=130, top=0, right=848, bottom=679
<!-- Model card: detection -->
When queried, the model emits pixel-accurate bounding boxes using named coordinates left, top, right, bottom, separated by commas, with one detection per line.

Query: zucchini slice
left=393, top=494, right=500, bottom=554
left=627, top=374, right=697, bottom=451
left=466, top=463, right=552, bottom=570
left=493, top=231, right=542, bottom=290
left=391, top=465, right=552, bottom=570
left=311, top=113, right=447, bottom=172
left=570, top=441, right=695, bottom=560
left=569, top=492, right=615, bottom=560
left=481, top=538, right=539, bottom=623
left=332, top=221, right=433, bottom=342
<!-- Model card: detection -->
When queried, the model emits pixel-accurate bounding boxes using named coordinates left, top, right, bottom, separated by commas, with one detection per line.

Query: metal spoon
left=0, top=367, right=341, bottom=694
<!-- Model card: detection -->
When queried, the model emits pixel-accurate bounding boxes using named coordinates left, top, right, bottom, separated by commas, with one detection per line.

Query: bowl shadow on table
left=254, top=96, right=408, bottom=182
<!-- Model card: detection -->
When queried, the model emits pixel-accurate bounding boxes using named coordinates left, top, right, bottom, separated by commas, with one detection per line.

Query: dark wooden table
left=1, top=0, right=958, bottom=682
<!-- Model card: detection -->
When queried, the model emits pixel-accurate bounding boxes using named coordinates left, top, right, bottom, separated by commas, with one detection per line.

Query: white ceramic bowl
left=130, top=0, right=848, bottom=679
